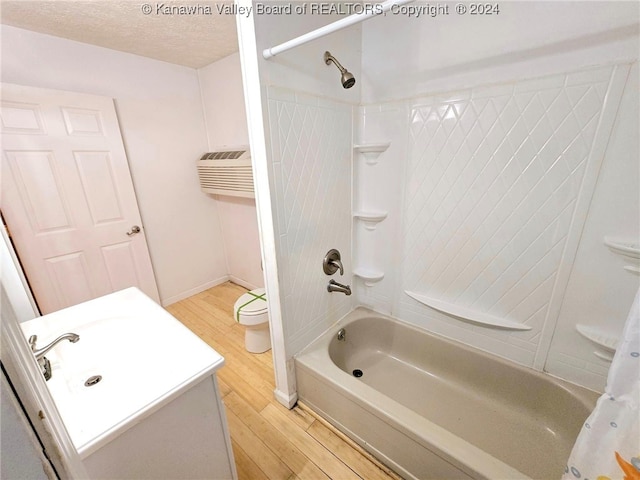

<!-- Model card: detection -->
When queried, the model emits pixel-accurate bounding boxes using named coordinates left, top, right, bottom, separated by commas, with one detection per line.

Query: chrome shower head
left=340, top=71, right=356, bottom=89
left=324, top=51, right=356, bottom=89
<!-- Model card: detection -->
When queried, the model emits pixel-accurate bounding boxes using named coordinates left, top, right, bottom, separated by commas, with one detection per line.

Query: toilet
left=233, top=288, right=271, bottom=353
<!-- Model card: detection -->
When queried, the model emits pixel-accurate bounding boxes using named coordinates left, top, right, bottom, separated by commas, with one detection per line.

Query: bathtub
left=295, top=308, right=598, bottom=480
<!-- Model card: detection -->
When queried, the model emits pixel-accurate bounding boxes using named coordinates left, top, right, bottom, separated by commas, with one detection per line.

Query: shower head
left=340, top=71, right=356, bottom=89
left=324, top=51, right=356, bottom=89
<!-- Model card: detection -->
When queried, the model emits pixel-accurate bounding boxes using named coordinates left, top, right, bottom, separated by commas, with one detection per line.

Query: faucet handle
left=323, top=249, right=344, bottom=276
left=329, top=259, right=344, bottom=275
left=28, top=335, right=37, bottom=352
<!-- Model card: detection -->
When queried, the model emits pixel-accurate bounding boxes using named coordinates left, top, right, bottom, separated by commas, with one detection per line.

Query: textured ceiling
left=0, top=0, right=239, bottom=68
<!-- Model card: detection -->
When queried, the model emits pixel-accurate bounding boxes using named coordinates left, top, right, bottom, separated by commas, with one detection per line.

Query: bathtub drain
left=352, top=369, right=363, bottom=378
left=84, top=375, right=102, bottom=387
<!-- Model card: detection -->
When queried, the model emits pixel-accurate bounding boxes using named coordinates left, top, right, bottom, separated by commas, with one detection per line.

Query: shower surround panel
left=266, top=87, right=353, bottom=356
left=358, top=65, right=627, bottom=374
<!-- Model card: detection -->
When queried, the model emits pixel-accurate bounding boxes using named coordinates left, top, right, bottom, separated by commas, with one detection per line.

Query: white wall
left=255, top=10, right=361, bottom=102
left=546, top=63, right=640, bottom=389
left=357, top=64, right=634, bottom=389
left=198, top=53, right=263, bottom=289
left=199, top=53, right=251, bottom=148
left=250, top=10, right=359, bottom=388
left=357, top=2, right=639, bottom=391
left=265, top=87, right=354, bottom=356
left=1, top=25, right=229, bottom=305
left=361, top=1, right=639, bottom=104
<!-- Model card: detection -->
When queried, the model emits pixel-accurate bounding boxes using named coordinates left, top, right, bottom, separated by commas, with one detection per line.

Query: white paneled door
left=1, top=84, right=160, bottom=313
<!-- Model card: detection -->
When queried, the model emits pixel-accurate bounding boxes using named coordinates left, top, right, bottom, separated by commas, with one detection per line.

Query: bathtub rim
left=295, top=306, right=598, bottom=480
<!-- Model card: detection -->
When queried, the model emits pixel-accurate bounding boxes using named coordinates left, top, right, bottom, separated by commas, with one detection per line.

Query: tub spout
left=29, top=333, right=80, bottom=381
left=327, top=279, right=351, bottom=296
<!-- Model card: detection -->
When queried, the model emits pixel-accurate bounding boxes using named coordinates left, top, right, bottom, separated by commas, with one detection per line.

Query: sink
left=21, top=288, right=226, bottom=460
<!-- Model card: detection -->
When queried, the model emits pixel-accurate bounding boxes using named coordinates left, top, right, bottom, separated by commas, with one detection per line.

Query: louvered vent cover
left=197, top=148, right=254, bottom=198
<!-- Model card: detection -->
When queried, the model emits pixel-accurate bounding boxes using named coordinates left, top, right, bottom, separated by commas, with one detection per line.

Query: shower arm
left=262, top=0, right=416, bottom=59
left=324, top=53, right=347, bottom=74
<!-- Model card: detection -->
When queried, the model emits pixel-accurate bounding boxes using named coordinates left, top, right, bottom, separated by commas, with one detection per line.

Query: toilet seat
left=234, top=288, right=268, bottom=326
left=233, top=288, right=271, bottom=353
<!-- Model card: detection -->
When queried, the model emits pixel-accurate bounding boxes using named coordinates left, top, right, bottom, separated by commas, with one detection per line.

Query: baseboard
left=228, top=276, right=261, bottom=291
left=274, top=388, right=298, bottom=409
left=161, top=275, right=230, bottom=306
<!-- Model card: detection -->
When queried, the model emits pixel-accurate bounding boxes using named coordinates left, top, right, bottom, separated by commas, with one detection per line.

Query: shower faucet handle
left=323, top=249, right=344, bottom=276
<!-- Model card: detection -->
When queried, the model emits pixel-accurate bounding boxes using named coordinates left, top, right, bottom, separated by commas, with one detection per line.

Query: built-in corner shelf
left=354, top=142, right=390, bottom=165
left=593, top=350, right=615, bottom=363
left=623, top=265, right=640, bottom=275
left=604, top=237, right=640, bottom=259
left=353, top=211, right=388, bottom=230
left=352, top=141, right=390, bottom=288
left=604, top=237, right=640, bottom=275
left=404, top=291, right=533, bottom=331
left=575, top=324, right=618, bottom=353
left=353, top=268, right=384, bottom=286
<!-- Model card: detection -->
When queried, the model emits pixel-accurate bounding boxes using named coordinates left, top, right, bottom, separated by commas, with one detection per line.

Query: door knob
left=126, top=225, right=141, bottom=236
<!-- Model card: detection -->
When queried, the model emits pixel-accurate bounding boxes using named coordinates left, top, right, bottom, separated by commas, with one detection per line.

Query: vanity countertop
left=21, top=287, right=224, bottom=458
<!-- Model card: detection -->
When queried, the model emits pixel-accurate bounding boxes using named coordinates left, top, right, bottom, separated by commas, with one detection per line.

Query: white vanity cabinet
left=21, top=288, right=237, bottom=480
left=83, top=373, right=235, bottom=480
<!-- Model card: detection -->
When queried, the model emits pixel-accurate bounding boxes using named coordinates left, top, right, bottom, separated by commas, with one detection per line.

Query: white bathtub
left=295, top=308, right=598, bottom=480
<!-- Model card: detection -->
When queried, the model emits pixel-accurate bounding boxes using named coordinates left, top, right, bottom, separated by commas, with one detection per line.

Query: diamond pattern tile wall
left=267, top=87, right=353, bottom=354
left=399, top=67, right=614, bottom=359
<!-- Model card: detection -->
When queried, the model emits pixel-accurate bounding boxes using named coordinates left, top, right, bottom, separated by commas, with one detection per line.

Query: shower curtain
left=563, top=288, right=640, bottom=480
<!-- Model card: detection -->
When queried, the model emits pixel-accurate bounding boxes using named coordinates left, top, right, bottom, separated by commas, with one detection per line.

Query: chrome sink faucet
left=28, top=333, right=80, bottom=381
left=327, top=279, right=351, bottom=296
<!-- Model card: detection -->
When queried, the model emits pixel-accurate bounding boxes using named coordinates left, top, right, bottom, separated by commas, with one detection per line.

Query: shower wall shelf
left=353, top=268, right=384, bottom=286
left=593, top=350, right=615, bottom=363
left=575, top=324, right=618, bottom=353
left=353, top=211, right=388, bottom=230
left=404, top=291, right=533, bottom=331
left=354, top=142, right=390, bottom=165
left=604, top=237, right=640, bottom=259
left=351, top=140, right=390, bottom=288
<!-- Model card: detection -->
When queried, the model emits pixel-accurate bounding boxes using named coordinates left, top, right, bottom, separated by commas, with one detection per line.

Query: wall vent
left=197, top=148, right=254, bottom=198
